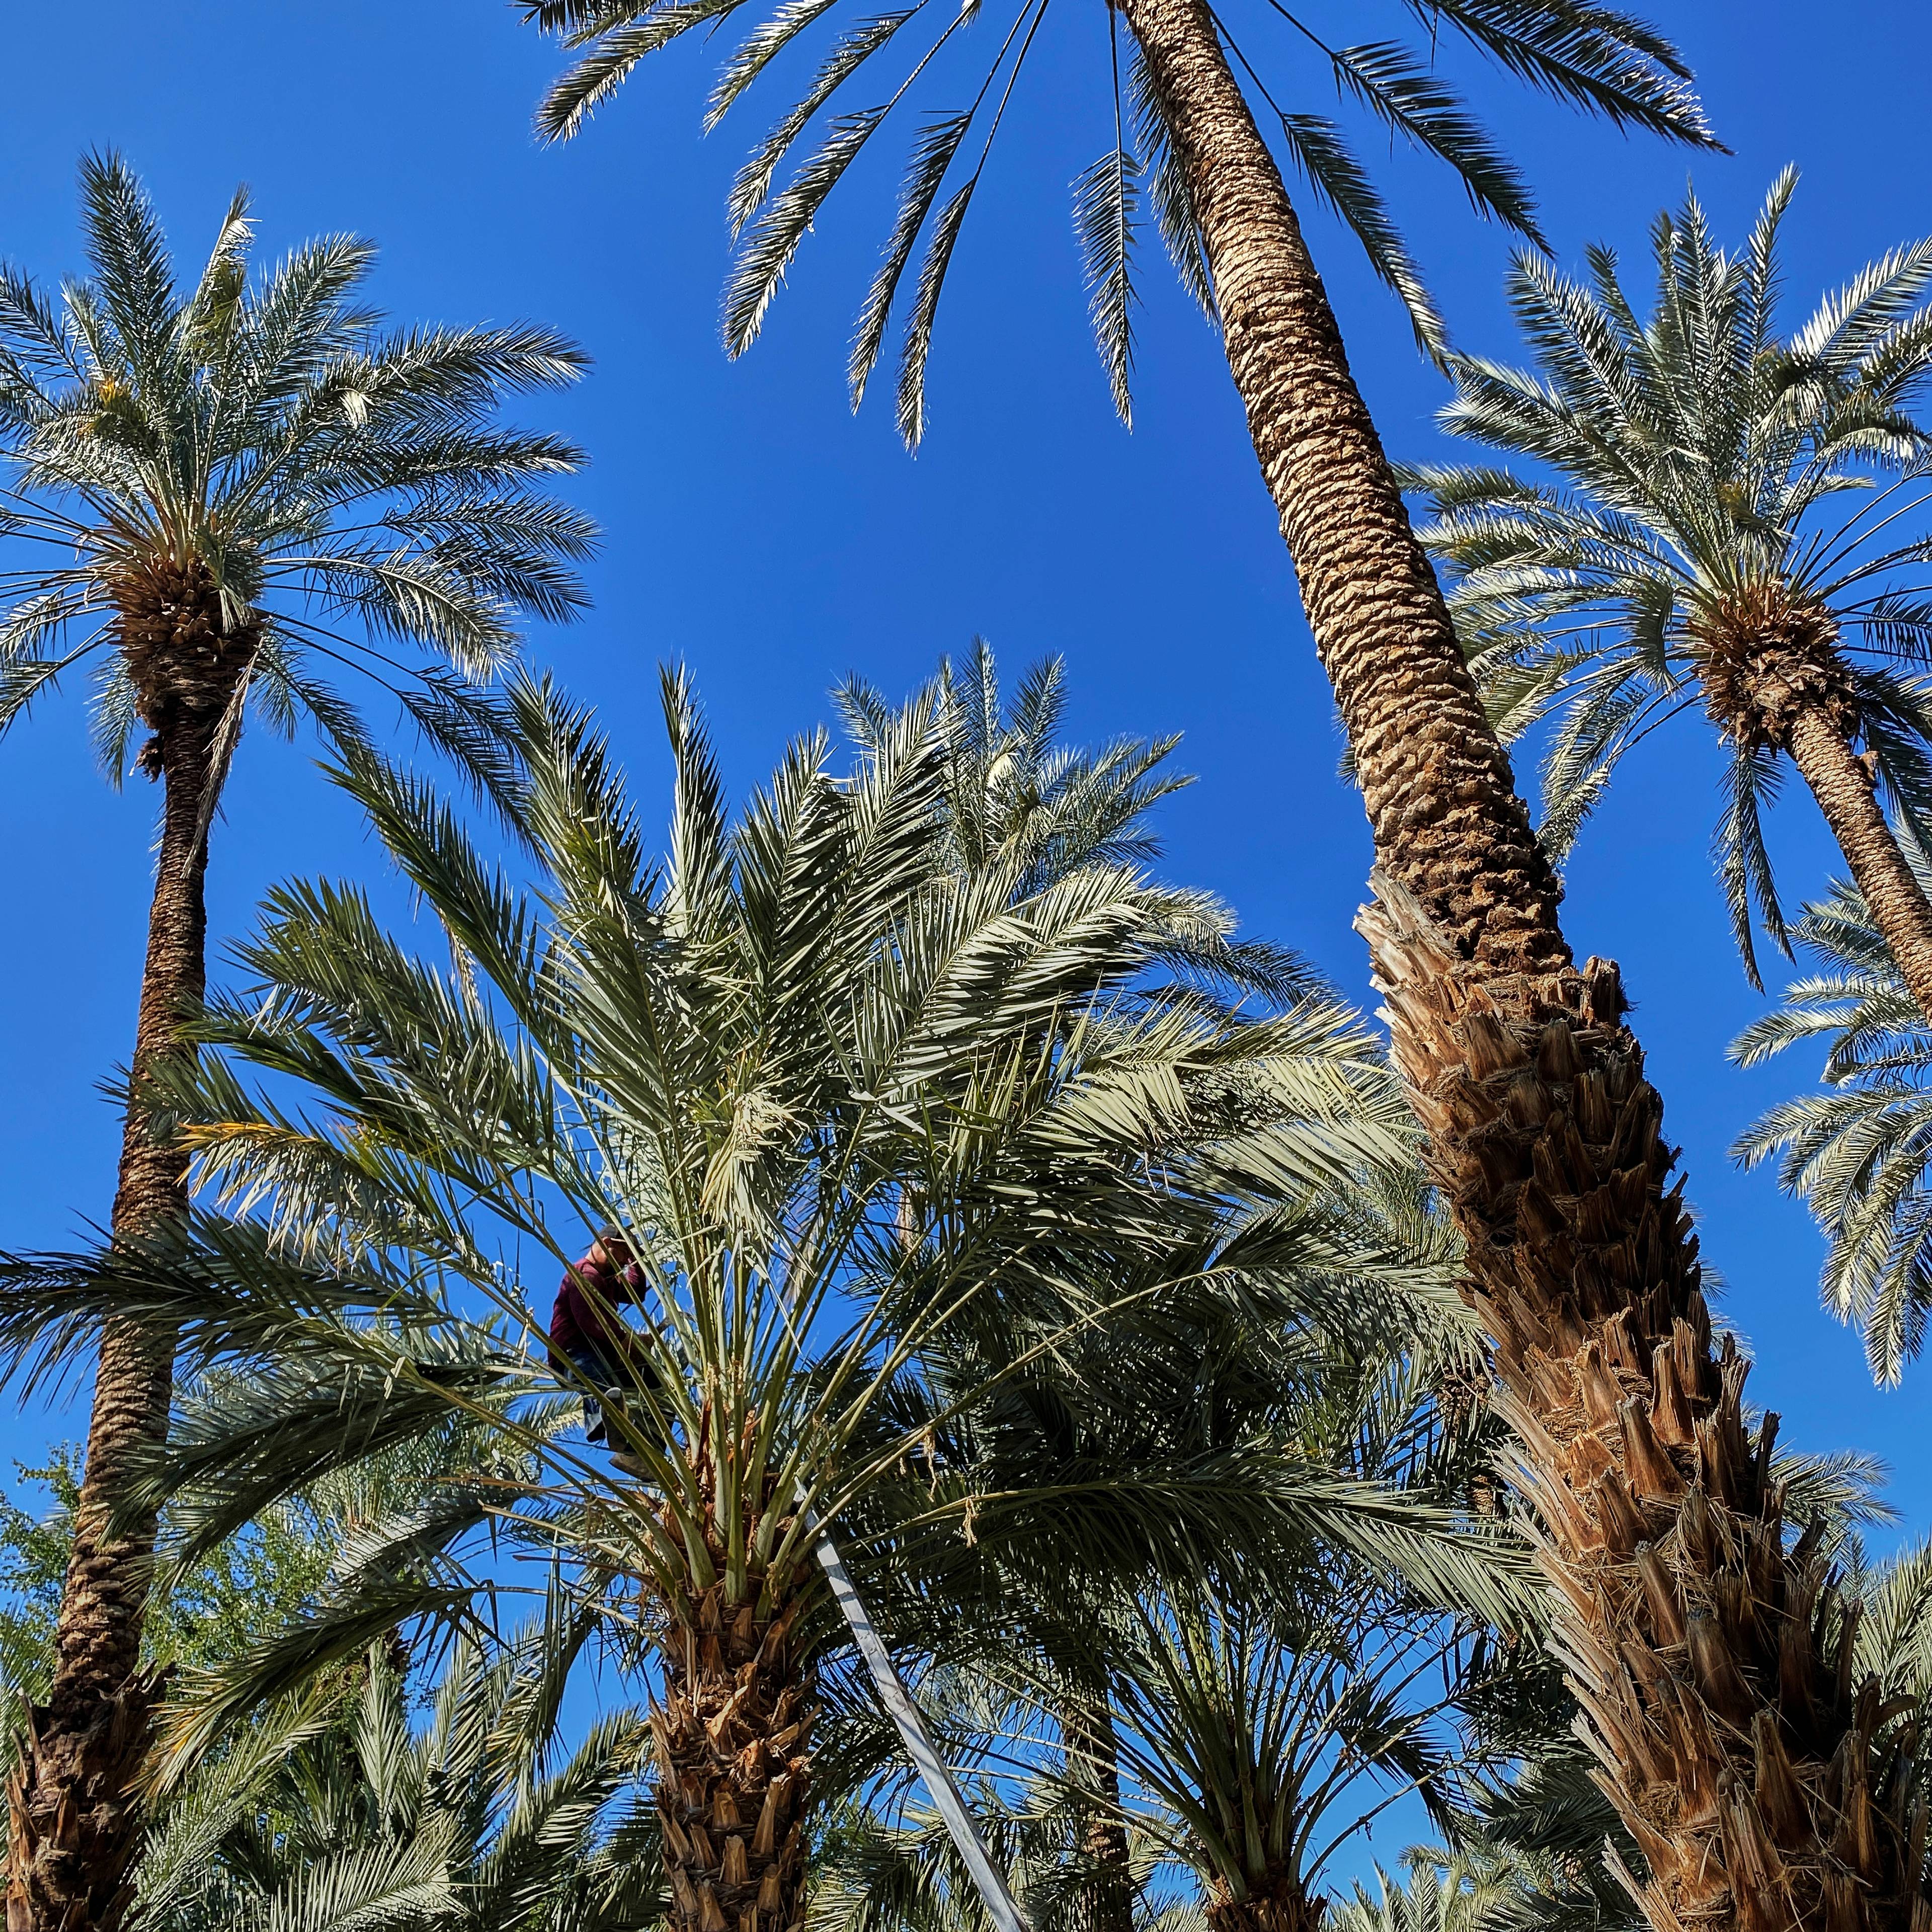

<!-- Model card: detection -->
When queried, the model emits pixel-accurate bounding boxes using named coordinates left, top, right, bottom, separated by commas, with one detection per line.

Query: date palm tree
left=1410, top=174, right=1932, bottom=1006
left=132, top=1614, right=660, bottom=1932
left=841, top=642, right=1190, bottom=901
left=506, top=3, right=1932, bottom=1920
left=0, top=154, right=593, bottom=1932
left=847, top=1092, right=1501, bottom=1932
left=1037, top=1349, right=1493, bottom=1932
left=831, top=1263, right=1530, bottom=1932
left=836, top=644, right=1448, bottom=1932
left=0, top=674, right=1521, bottom=1932
left=1731, top=863, right=1932, bottom=1383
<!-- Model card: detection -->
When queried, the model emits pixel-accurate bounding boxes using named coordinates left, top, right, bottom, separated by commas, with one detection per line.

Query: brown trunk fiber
left=1358, top=881, right=1925, bottom=1932
left=1061, top=1690, right=1134, bottom=1932
left=1112, top=0, right=1928, bottom=1924
left=1118, top=0, right=1565, bottom=983
left=1786, top=708, right=1932, bottom=1022
left=1204, top=1873, right=1325, bottom=1932
left=7, top=566, right=251, bottom=1932
left=653, top=1416, right=816, bottom=1932
left=654, top=1581, right=813, bottom=1932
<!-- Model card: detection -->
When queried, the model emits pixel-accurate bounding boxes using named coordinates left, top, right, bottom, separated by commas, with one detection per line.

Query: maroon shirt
left=549, top=1254, right=649, bottom=1373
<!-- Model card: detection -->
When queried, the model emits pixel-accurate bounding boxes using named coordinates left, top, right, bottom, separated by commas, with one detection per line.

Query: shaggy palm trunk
left=652, top=1420, right=815, bottom=1932
left=1204, top=1871, right=1323, bottom=1932
left=1113, top=1, right=1929, bottom=1925
left=1061, top=1688, right=1133, bottom=1932
left=1692, top=581, right=1932, bottom=1023
left=7, top=565, right=252, bottom=1932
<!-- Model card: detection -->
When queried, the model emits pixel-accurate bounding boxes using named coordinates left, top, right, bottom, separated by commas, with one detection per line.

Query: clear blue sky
left=0, top=0, right=1926, bottom=1557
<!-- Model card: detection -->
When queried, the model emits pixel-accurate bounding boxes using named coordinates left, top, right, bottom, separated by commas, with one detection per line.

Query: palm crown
left=1409, top=174, right=1932, bottom=983
left=0, top=668, right=1514, bottom=1932
left=0, top=151, right=595, bottom=797
left=0, top=154, right=599, bottom=1928
left=517, top=0, right=1707, bottom=441
left=838, top=641, right=1308, bottom=996
left=833, top=1298, right=1515, bottom=1932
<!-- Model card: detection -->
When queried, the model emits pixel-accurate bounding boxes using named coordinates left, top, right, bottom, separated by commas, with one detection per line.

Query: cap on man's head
left=595, top=1222, right=629, bottom=1250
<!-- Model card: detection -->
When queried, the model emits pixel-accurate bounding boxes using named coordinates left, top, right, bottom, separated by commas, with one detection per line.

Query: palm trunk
left=1204, top=1875, right=1324, bottom=1932
left=1691, top=581, right=1932, bottom=1025
left=7, top=737, right=210, bottom=1932
left=1786, top=708, right=1932, bottom=1020
left=653, top=1414, right=815, bottom=1932
left=1061, top=1687, right=1133, bottom=1932
left=7, top=568, right=250, bottom=1932
left=655, top=1577, right=813, bottom=1932
left=1112, top=0, right=1928, bottom=1925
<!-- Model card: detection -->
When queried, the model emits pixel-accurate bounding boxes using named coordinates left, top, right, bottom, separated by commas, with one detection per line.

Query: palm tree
left=131, top=1615, right=659, bottom=1932
left=841, top=1262, right=1528, bottom=1932
left=497, top=14, right=1932, bottom=1922
left=0, top=153, right=593, bottom=1930
left=1093, top=1592, right=1464, bottom=1932
left=504, top=0, right=1714, bottom=1055
left=1055, top=1349, right=1489, bottom=1932
left=842, top=643, right=1189, bottom=899
left=838, top=645, right=1474, bottom=1932
left=849, top=1091, right=1506, bottom=1932
left=820, top=1579, right=1487, bottom=1932
left=0, top=674, right=1510, bottom=1932
left=1410, top=174, right=1932, bottom=1008
left=1731, top=865, right=1932, bottom=1382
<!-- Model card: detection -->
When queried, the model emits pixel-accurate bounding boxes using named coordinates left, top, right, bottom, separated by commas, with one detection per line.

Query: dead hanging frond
left=1072, top=10, right=1141, bottom=427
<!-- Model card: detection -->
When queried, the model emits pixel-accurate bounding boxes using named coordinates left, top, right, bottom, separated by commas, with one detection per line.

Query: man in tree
left=549, top=1226, right=662, bottom=1462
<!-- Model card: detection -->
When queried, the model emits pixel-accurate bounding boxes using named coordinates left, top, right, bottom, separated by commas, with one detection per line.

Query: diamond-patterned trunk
left=1204, top=1872, right=1325, bottom=1932
left=654, top=1584, right=813, bottom=1932
left=651, top=1414, right=817, bottom=1932
left=1109, top=0, right=1932, bottom=1920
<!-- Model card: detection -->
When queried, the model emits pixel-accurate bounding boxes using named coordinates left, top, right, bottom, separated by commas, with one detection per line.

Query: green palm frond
left=1332, top=1849, right=1547, bottom=1932
left=815, top=1776, right=1189, bottom=1932
left=0, top=657, right=1520, bottom=1881
left=133, top=1612, right=656, bottom=1932
left=1731, top=863, right=1932, bottom=1380
left=1073, top=72, right=1141, bottom=428
left=836, top=639, right=1313, bottom=1003
left=820, top=1239, right=1530, bottom=1930
left=518, top=0, right=1707, bottom=444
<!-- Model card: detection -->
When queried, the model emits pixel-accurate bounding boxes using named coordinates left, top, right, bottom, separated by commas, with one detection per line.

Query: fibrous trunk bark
left=7, top=565, right=251, bottom=1932
left=1061, top=1687, right=1134, bottom=1932
left=654, top=1581, right=813, bottom=1932
left=1204, top=1873, right=1325, bottom=1932
left=652, top=1417, right=815, bottom=1932
left=1786, top=708, right=1932, bottom=1022
left=1111, top=0, right=1930, bottom=1924
left=1689, top=581, right=1932, bottom=1025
